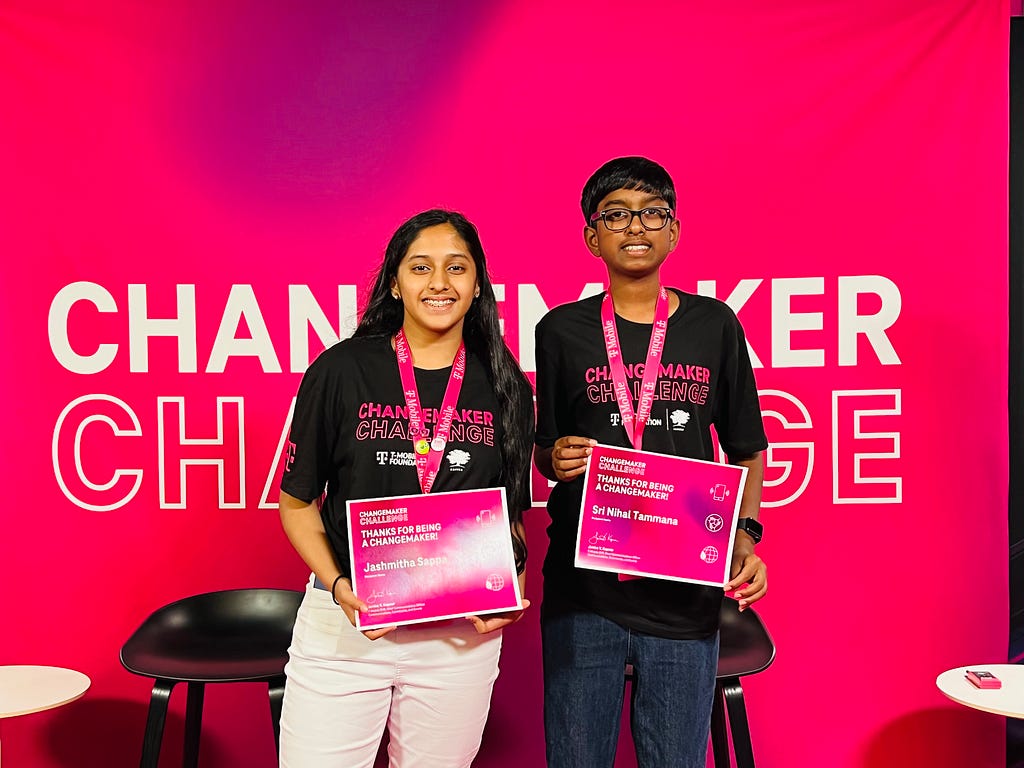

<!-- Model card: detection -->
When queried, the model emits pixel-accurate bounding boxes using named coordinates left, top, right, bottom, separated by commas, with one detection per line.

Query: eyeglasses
left=589, top=207, right=674, bottom=232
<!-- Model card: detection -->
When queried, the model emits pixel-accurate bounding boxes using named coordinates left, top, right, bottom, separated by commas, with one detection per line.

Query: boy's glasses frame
left=589, top=207, right=675, bottom=232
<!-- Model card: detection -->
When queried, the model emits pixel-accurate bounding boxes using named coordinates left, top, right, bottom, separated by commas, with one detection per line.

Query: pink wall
left=0, top=2, right=1009, bottom=766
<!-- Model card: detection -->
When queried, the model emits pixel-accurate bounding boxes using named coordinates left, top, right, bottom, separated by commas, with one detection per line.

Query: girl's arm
left=280, top=490, right=395, bottom=639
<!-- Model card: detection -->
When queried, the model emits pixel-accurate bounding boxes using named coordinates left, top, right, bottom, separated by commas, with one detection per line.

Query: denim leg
left=542, top=611, right=629, bottom=768
left=628, top=631, right=719, bottom=768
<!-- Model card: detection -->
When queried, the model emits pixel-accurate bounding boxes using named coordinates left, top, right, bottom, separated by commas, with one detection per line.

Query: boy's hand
left=550, top=436, right=597, bottom=481
left=724, top=536, right=766, bottom=611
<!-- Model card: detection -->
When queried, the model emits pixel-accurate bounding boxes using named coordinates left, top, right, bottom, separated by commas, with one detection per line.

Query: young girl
left=278, top=209, right=534, bottom=767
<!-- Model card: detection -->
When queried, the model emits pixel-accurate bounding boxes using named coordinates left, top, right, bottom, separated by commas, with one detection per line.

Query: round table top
left=936, top=664, right=1024, bottom=719
left=0, top=665, right=91, bottom=719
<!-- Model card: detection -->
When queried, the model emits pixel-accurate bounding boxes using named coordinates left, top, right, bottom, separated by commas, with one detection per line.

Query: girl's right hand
left=333, top=577, right=397, bottom=640
left=551, top=436, right=597, bottom=481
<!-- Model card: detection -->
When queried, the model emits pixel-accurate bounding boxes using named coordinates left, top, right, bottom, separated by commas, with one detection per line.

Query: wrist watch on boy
left=736, top=518, right=763, bottom=544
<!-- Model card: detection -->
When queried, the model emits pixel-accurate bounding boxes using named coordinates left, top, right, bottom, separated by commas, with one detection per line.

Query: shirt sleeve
left=280, top=355, right=337, bottom=502
left=508, top=375, right=537, bottom=513
left=534, top=315, right=565, bottom=449
left=714, top=313, right=768, bottom=459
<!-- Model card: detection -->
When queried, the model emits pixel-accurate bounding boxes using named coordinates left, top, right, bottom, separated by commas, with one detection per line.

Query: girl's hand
left=333, top=577, right=397, bottom=639
left=466, top=599, right=531, bottom=634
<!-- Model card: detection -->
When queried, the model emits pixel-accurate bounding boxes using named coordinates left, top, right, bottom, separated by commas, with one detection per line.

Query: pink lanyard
left=600, top=288, right=670, bottom=450
left=394, top=329, right=467, bottom=494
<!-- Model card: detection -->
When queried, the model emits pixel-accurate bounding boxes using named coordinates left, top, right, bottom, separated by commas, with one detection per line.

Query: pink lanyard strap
left=394, top=329, right=467, bottom=494
left=600, top=287, right=670, bottom=450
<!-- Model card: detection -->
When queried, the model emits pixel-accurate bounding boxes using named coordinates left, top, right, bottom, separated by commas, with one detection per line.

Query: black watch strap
left=737, top=517, right=763, bottom=543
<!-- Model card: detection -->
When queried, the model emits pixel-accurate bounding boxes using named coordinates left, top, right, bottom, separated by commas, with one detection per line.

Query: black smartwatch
left=736, top=518, right=763, bottom=544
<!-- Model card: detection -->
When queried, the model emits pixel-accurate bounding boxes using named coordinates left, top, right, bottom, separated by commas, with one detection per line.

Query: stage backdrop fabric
left=0, top=2, right=1009, bottom=766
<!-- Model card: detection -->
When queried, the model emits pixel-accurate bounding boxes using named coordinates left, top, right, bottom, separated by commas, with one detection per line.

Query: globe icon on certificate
left=485, top=574, right=505, bottom=591
left=700, top=546, right=719, bottom=564
left=705, top=514, right=724, bottom=533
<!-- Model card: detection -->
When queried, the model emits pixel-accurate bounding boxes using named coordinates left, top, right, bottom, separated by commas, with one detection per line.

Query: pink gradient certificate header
left=575, top=445, right=748, bottom=586
left=347, top=487, right=522, bottom=630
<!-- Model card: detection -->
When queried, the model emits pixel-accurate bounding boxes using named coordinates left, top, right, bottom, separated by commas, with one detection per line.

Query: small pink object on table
left=966, top=669, right=1002, bottom=689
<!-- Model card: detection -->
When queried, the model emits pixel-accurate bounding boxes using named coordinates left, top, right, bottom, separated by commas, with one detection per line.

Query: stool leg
left=183, top=682, right=205, bottom=768
left=722, top=680, right=755, bottom=768
left=710, top=681, right=730, bottom=767
left=141, top=679, right=176, bottom=768
left=268, top=675, right=286, bottom=757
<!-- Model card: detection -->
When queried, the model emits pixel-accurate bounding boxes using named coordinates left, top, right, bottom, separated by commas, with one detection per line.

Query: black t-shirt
left=282, top=334, right=532, bottom=577
left=535, top=289, right=768, bottom=639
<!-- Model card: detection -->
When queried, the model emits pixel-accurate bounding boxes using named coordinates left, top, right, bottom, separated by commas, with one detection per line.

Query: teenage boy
left=534, top=156, right=768, bottom=768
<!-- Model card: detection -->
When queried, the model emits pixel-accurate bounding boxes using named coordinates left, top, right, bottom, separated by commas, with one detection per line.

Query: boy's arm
left=533, top=316, right=597, bottom=482
left=724, top=452, right=767, bottom=610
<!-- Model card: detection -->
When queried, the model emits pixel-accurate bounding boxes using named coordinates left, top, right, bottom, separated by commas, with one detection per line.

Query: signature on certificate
left=366, top=588, right=396, bottom=603
left=589, top=532, right=619, bottom=545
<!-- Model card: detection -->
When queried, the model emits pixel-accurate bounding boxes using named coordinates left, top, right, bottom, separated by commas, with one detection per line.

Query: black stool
left=120, top=587, right=303, bottom=767
left=625, top=599, right=775, bottom=768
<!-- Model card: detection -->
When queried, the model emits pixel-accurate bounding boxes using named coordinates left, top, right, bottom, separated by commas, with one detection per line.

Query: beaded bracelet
left=331, top=574, right=345, bottom=606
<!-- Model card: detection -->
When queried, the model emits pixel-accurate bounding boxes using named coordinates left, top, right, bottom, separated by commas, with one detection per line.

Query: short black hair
left=580, top=156, right=676, bottom=225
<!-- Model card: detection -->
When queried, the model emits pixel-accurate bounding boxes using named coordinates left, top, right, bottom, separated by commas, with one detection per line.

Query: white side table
left=936, top=664, right=1024, bottom=718
left=0, top=665, right=91, bottom=765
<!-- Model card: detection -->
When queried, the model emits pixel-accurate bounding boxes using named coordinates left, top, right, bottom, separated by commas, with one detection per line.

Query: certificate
left=575, top=444, right=748, bottom=586
left=347, top=487, right=522, bottom=630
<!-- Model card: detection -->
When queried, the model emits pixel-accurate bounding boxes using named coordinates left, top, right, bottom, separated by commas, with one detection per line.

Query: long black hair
left=354, top=209, right=533, bottom=573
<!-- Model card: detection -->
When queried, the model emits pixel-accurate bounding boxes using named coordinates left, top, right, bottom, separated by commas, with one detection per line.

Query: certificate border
left=346, top=486, right=523, bottom=630
left=574, top=444, right=749, bottom=587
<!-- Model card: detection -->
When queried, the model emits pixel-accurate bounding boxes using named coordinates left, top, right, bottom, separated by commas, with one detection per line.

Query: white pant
left=279, top=577, right=503, bottom=768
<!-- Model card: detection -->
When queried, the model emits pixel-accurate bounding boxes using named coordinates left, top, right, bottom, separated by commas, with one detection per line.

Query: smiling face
left=391, top=223, right=479, bottom=341
left=584, top=187, right=680, bottom=280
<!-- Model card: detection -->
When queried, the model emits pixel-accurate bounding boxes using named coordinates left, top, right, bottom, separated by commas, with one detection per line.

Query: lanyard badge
left=394, top=330, right=466, bottom=493
left=600, top=288, right=669, bottom=450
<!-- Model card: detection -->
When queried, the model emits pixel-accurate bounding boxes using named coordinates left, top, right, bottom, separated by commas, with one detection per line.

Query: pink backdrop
left=0, top=2, right=1009, bottom=766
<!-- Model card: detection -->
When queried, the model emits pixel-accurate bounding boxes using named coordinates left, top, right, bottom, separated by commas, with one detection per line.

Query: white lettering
left=838, top=275, right=901, bottom=365
left=158, top=396, right=245, bottom=508
left=771, top=277, right=824, bottom=368
left=52, top=394, right=143, bottom=511
left=287, top=284, right=358, bottom=372
left=207, top=284, right=281, bottom=373
left=517, top=282, right=603, bottom=373
left=758, top=389, right=814, bottom=508
left=128, top=284, right=198, bottom=373
left=832, top=389, right=902, bottom=504
left=48, top=282, right=118, bottom=374
left=696, top=279, right=764, bottom=367
left=259, top=397, right=296, bottom=509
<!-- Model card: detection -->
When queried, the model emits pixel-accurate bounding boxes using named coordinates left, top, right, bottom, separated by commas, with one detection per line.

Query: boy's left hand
left=725, top=538, right=766, bottom=611
left=466, top=599, right=531, bottom=634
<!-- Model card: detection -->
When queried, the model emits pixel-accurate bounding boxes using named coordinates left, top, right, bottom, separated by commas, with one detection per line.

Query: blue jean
left=542, top=610, right=719, bottom=768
